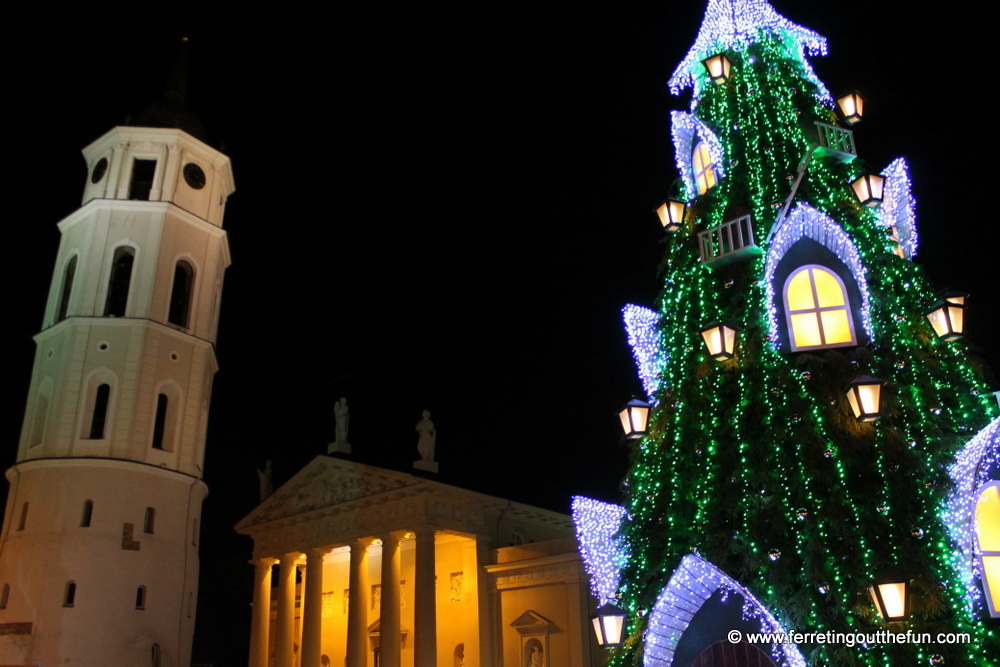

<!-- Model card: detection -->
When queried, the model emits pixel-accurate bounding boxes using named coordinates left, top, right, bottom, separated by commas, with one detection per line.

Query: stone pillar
left=275, top=553, right=299, bottom=667
left=346, top=540, right=370, bottom=667
left=248, top=557, right=277, bottom=667
left=414, top=529, right=438, bottom=666
left=301, top=548, right=329, bottom=667
left=379, top=533, right=402, bottom=667
left=296, top=562, right=307, bottom=667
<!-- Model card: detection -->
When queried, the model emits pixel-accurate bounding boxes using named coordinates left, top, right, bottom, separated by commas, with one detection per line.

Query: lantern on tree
left=619, top=398, right=651, bottom=440
left=702, top=53, right=732, bottom=85
left=926, top=291, right=968, bottom=341
left=846, top=375, right=885, bottom=422
left=850, top=173, right=885, bottom=208
left=699, top=323, right=738, bottom=361
left=869, top=569, right=910, bottom=622
left=656, top=199, right=686, bottom=232
left=591, top=603, right=628, bottom=646
left=836, top=91, right=865, bottom=125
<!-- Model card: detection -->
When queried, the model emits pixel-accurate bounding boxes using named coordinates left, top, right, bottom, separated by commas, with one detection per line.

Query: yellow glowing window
left=782, top=266, right=856, bottom=351
left=976, top=482, right=1000, bottom=618
left=693, top=142, right=716, bottom=195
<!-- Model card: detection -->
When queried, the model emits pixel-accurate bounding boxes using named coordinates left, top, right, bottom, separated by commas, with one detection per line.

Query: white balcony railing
left=698, top=214, right=762, bottom=267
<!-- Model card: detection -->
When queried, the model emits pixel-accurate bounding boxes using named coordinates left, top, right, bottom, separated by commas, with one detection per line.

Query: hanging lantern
left=702, top=53, right=732, bottom=85
left=619, top=398, right=651, bottom=440
left=869, top=569, right=909, bottom=622
left=656, top=199, right=686, bottom=233
left=851, top=173, right=886, bottom=208
left=925, top=291, right=968, bottom=341
left=836, top=91, right=865, bottom=125
left=699, top=323, right=738, bottom=361
left=846, top=375, right=886, bottom=422
left=591, top=603, right=628, bottom=646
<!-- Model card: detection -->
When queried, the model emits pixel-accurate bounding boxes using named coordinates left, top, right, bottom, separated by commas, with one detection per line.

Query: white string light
left=623, top=304, right=665, bottom=400
left=571, top=496, right=628, bottom=605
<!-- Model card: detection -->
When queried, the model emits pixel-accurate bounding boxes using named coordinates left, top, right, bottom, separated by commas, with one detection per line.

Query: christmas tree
left=574, top=2, right=1000, bottom=666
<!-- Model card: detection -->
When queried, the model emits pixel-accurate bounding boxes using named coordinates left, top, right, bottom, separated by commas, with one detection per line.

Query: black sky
left=4, top=2, right=999, bottom=663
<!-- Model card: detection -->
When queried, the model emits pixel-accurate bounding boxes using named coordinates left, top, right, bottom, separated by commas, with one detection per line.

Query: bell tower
left=0, top=83, right=234, bottom=665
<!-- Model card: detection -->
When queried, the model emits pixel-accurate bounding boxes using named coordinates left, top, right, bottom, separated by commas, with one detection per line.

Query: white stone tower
left=0, top=78, right=234, bottom=665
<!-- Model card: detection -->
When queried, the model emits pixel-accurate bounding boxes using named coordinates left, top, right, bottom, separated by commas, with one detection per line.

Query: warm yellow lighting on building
left=784, top=266, right=856, bottom=350
left=693, top=142, right=716, bottom=195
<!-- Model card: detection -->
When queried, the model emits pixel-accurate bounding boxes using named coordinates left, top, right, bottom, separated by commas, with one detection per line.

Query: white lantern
left=591, top=603, right=628, bottom=646
left=926, top=291, right=968, bottom=341
left=869, top=570, right=909, bottom=622
left=702, top=53, right=732, bottom=85
left=656, top=199, right=686, bottom=233
left=699, top=323, right=738, bottom=361
left=846, top=375, right=885, bottom=422
left=619, top=398, right=651, bottom=440
left=836, top=91, right=865, bottom=125
left=851, top=173, right=885, bottom=208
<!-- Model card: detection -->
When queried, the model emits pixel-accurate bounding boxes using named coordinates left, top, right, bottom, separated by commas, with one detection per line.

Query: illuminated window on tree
left=693, top=141, right=716, bottom=194
left=783, top=265, right=856, bottom=351
left=976, top=482, right=1000, bottom=617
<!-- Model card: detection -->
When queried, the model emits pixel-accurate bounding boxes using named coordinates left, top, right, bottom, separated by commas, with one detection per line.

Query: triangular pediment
left=236, top=455, right=422, bottom=529
left=510, top=609, right=560, bottom=635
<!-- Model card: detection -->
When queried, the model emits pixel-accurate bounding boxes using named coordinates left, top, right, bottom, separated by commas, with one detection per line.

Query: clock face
left=183, top=163, right=207, bottom=190
left=91, top=157, right=108, bottom=184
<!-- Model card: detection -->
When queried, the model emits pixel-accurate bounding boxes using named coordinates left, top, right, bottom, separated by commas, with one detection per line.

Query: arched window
left=977, top=482, right=1000, bottom=617
left=144, top=507, right=155, bottom=534
left=693, top=141, right=717, bottom=194
left=152, top=394, right=169, bottom=451
left=136, top=586, right=146, bottom=610
left=64, top=581, right=76, bottom=607
left=104, top=246, right=135, bottom=317
left=168, top=261, right=194, bottom=328
left=783, top=265, right=857, bottom=351
left=17, top=503, right=28, bottom=531
left=30, top=381, right=52, bottom=447
left=57, top=256, right=77, bottom=322
left=80, top=500, right=93, bottom=528
left=88, top=383, right=111, bottom=439
left=0, top=583, right=9, bottom=609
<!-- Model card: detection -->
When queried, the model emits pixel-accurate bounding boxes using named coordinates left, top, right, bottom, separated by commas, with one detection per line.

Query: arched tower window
left=80, top=500, right=93, bottom=527
left=17, top=503, right=28, bottom=531
left=977, top=481, right=1000, bottom=617
left=152, top=394, right=169, bottom=451
left=0, top=583, right=9, bottom=609
left=30, top=380, right=53, bottom=447
left=693, top=141, right=717, bottom=194
left=87, top=383, right=112, bottom=439
left=782, top=265, right=857, bottom=351
left=168, top=260, right=194, bottom=328
left=144, top=507, right=155, bottom=534
left=136, top=586, right=146, bottom=610
left=57, top=255, right=77, bottom=322
left=63, top=581, right=76, bottom=607
left=129, top=159, right=157, bottom=201
left=151, top=384, right=181, bottom=452
left=103, top=246, right=135, bottom=318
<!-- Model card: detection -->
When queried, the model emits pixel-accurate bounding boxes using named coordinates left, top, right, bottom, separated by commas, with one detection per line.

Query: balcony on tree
left=812, top=121, right=856, bottom=161
left=698, top=214, right=763, bottom=267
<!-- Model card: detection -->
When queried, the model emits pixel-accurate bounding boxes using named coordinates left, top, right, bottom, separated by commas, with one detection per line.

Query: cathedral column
left=275, top=553, right=300, bottom=667
left=248, top=557, right=278, bottom=667
left=296, top=562, right=307, bottom=667
left=301, top=548, right=330, bottom=667
left=414, top=528, right=438, bottom=666
left=346, top=540, right=370, bottom=667
left=379, top=533, right=402, bottom=667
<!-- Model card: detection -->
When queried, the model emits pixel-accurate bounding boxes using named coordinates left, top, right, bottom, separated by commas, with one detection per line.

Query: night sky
left=5, top=2, right=999, bottom=663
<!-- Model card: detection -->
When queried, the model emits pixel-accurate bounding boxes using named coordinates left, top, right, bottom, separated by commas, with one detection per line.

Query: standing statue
left=257, top=460, right=273, bottom=503
left=328, top=397, right=352, bottom=455
left=416, top=410, right=436, bottom=461
left=528, top=646, right=543, bottom=667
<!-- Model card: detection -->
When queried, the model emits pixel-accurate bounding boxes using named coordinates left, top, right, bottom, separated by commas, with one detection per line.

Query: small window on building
left=89, top=383, right=111, bottom=439
left=17, top=502, right=28, bottom=531
left=57, top=256, right=77, bottom=322
left=152, top=394, right=169, bottom=451
left=168, top=261, right=194, bottom=328
left=103, top=246, right=135, bottom=318
left=0, top=583, right=9, bottom=609
left=129, top=159, right=157, bottom=201
left=136, top=586, right=146, bottom=610
left=977, top=482, right=1000, bottom=618
left=80, top=500, right=93, bottom=528
left=30, top=383, right=52, bottom=447
left=64, top=581, right=76, bottom=607
left=192, top=518, right=199, bottom=546
left=693, top=141, right=717, bottom=195
left=144, top=507, right=155, bottom=534
left=783, top=265, right=857, bottom=351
